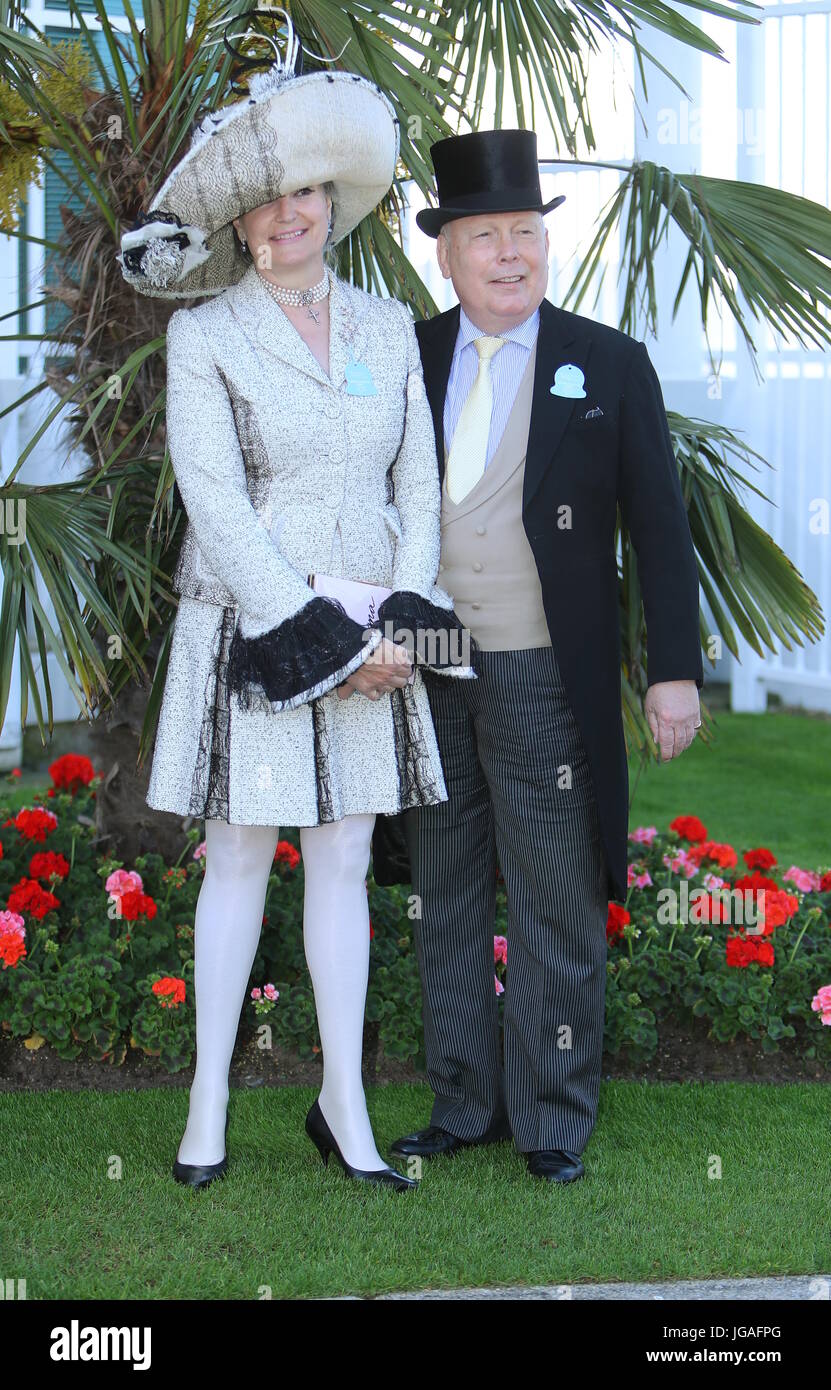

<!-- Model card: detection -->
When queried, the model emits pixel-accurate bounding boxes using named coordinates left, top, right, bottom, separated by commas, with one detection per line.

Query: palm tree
left=0, top=0, right=826, bottom=859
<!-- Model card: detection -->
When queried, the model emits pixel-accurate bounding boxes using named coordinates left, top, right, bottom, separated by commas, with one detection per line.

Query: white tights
left=175, top=812, right=387, bottom=1171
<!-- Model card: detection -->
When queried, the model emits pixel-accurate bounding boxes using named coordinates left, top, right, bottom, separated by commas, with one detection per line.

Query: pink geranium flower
left=493, top=935, right=507, bottom=966
left=105, top=868, right=143, bottom=900
left=810, top=985, right=831, bottom=1026
left=784, top=866, right=821, bottom=894
left=629, top=826, right=658, bottom=845
left=662, top=848, right=699, bottom=879
left=628, top=865, right=653, bottom=888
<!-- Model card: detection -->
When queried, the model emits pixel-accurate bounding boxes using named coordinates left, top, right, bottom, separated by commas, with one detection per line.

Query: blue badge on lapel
left=345, top=353, right=378, bottom=396
left=550, top=363, right=586, bottom=398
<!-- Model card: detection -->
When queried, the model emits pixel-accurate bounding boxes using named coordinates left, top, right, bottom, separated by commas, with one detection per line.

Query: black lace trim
left=311, top=698, right=335, bottom=822
left=390, top=683, right=441, bottom=810
left=190, top=605, right=235, bottom=818
left=374, top=590, right=480, bottom=672
left=226, top=596, right=377, bottom=710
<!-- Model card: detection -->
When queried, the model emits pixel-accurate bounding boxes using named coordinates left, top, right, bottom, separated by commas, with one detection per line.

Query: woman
left=118, top=50, right=476, bottom=1192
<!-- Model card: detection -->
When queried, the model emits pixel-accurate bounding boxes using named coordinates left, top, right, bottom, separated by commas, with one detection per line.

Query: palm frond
left=561, top=161, right=831, bottom=373
left=416, top=0, right=760, bottom=159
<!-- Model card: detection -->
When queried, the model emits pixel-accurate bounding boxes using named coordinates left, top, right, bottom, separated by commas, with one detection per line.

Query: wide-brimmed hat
left=416, top=129, right=564, bottom=238
left=118, top=57, right=399, bottom=298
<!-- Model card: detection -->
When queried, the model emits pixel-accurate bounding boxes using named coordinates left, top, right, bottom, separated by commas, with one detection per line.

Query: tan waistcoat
left=439, top=339, right=551, bottom=650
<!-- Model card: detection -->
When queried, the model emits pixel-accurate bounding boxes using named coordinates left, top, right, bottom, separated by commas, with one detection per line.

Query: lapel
left=524, top=298, right=591, bottom=512
left=418, top=303, right=460, bottom=474
left=421, top=296, right=592, bottom=513
left=226, top=263, right=369, bottom=391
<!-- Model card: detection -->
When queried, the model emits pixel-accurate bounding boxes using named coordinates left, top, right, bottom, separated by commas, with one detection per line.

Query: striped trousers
left=404, top=644, right=609, bottom=1155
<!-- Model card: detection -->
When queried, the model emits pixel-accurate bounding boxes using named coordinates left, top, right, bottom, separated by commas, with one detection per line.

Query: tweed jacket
left=164, top=262, right=476, bottom=710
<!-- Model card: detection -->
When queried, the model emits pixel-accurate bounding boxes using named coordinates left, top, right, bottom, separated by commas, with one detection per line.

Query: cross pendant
left=307, top=306, right=321, bottom=324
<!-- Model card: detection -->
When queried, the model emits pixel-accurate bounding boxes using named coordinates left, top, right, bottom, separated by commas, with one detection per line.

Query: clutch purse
left=307, top=571, right=392, bottom=627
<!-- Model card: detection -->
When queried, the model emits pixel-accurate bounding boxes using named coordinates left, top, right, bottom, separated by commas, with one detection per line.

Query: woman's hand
left=336, top=638, right=414, bottom=700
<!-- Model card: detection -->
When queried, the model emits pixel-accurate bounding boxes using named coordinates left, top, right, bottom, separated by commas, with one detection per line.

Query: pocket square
left=584, top=406, right=604, bottom=418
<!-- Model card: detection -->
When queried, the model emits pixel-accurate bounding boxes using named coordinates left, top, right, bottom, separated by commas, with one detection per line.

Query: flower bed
left=1, top=759, right=830, bottom=1074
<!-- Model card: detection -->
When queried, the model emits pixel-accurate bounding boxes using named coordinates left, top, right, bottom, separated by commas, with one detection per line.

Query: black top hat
left=415, top=129, right=565, bottom=238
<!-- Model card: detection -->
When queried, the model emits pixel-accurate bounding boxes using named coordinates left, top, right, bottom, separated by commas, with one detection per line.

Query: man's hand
left=336, top=637, right=413, bottom=701
left=644, top=680, right=701, bottom=761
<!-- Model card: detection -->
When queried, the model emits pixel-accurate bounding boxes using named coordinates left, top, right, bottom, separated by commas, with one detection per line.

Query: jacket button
left=475, top=525, right=486, bottom=535
left=329, top=447, right=343, bottom=463
left=472, top=561, right=483, bottom=572
left=471, top=602, right=481, bottom=610
left=438, top=563, right=444, bottom=571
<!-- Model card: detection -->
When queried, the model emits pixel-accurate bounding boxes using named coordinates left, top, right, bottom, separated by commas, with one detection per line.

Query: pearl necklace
left=259, top=271, right=330, bottom=322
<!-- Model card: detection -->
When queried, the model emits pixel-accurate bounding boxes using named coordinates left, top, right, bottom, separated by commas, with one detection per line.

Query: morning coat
left=369, top=297, right=704, bottom=902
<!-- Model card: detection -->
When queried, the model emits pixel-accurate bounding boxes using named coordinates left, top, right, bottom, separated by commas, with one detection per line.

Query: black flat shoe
left=305, top=1100, right=418, bottom=1191
left=389, top=1115, right=512, bottom=1159
left=172, top=1111, right=230, bottom=1190
left=526, top=1148, right=585, bottom=1183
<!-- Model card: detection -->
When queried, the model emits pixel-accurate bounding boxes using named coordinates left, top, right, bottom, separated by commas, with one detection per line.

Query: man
left=372, top=129, right=703, bottom=1183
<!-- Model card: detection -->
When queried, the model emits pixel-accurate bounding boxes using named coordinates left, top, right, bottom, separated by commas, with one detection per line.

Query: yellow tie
left=445, top=335, right=506, bottom=503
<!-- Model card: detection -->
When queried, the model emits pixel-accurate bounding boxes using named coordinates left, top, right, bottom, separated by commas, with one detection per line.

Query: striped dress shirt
left=443, top=303, right=541, bottom=471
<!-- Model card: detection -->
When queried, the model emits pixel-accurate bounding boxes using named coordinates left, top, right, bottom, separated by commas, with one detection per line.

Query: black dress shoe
left=305, top=1100, right=418, bottom=1191
left=389, top=1115, right=512, bottom=1159
left=526, top=1148, right=585, bottom=1183
left=172, top=1112, right=230, bottom=1190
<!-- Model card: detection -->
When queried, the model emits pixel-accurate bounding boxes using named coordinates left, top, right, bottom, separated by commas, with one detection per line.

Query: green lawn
left=2, top=1080, right=829, bottom=1298
left=629, top=710, right=831, bottom=871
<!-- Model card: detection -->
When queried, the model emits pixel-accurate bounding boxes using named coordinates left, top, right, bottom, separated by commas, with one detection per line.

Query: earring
left=240, top=236, right=247, bottom=251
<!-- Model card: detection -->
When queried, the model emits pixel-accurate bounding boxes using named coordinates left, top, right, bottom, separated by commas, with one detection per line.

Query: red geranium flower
left=0, top=910, right=26, bottom=968
left=820, top=871, right=831, bottom=893
left=152, top=976, right=185, bottom=1008
left=0, top=934, right=26, bottom=967
left=687, top=840, right=739, bottom=870
left=606, top=902, right=630, bottom=943
left=690, top=891, right=734, bottom=925
left=7, top=877, right=60, bottom=920
left=743, top=847, right=777, bottom=871
left=669, top=815, right=708, bottom=843
left=11, top=807, right=58, bottom=842
left=726, top=935, right=775, bottom=968
left=118, top=890, right=158, bottom=921
left=734, top=871, right=780, bottom=895
left=48, top=753, right=95, bottom=794
left=28, top=851, right=70, bottom=881
left=274, top=841, right=300, bottom=870
left=757, top=888, right=799, bottom=932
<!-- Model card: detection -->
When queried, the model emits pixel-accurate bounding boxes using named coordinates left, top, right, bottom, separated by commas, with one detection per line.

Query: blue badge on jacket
left=345, top=354, right=378, bottom=396
left=550, top=363, right=586, bottom=398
